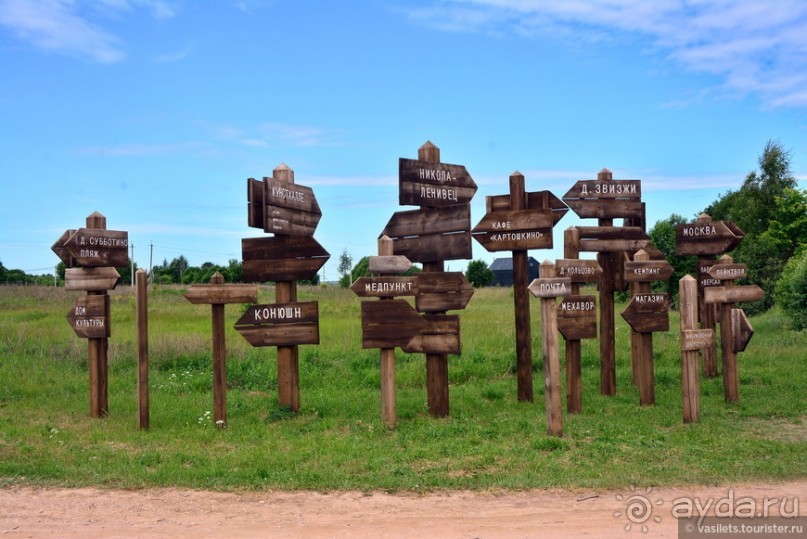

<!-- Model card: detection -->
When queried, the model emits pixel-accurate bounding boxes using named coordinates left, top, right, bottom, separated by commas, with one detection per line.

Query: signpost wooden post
left=676, top=214, right=744, bottom=378
left=136, top=268, right=149, bottom=430
left=382, top=141, right=477, bottom=418
left=679, top=275, right=709, bottom=423
left=528, top=262, right=571, bottom=436
left=352, top=236, right=416, bottom=428
left=557, top=227, right=601, bottom=413
left=242, top=164, right=330, bottom=412
left=565, top=169, right=652, bottom=397
left=621, top=249, right=672, bottom=405
left=703, top=254, right=763, bottom=403
left=184, top=273, right=258, bottom=427
left=472, top=173, right=568, bottom=402
left=52, top=212, right=126, bottom=418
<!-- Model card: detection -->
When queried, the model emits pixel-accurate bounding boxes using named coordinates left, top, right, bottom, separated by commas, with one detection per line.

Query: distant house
left=490, top=257, right=540, bottom=286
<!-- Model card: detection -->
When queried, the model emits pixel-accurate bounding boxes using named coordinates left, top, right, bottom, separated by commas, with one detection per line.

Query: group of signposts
left=674, top=214, right=762, bottom=421
left=52, top=148, right=767, bottom=433
left=52, top=212, right=127, bottom=418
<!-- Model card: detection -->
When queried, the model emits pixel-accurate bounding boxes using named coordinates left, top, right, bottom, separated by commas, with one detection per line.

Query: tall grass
left=0, top=284, right=804, bottom=491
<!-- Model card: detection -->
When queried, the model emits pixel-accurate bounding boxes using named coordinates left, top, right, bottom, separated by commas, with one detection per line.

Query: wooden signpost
left=679, top=275, right=709, bottom=423
left=528, top=262, right=571, bottom=437
left=557, top=228, right=602, bottom=413
left=381, top=141, right=476, bottom=418
left=564, top=169, right=652, bottom=397
left=52, top=212, right=125, bottom=418
left=241, top=164, right=330, bottom=412
left=621, top=249, right=672, bottom=405
left=136, top=269, right=149, bottom=431
left=676, top=214, right=744, bottom=378
left=184, top=273, right=258, bottom=427
left=353, top=236, right=416, bottom=427
left=703, top=255, right=763, bottom=403
left=472, top=172, right=568, bottom=402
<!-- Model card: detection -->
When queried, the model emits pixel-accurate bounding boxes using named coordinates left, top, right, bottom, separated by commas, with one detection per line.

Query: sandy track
left=1, top=481, right=805, bottom=538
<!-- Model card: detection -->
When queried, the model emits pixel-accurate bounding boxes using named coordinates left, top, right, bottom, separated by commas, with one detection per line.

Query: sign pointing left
left=66, top=228, right=129, bottom=267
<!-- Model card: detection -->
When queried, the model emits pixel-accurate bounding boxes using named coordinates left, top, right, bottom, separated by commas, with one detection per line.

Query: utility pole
left=130, top=243, right=135, bottom=287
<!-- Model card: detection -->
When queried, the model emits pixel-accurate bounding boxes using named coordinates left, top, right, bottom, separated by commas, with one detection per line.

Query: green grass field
left=0, top=284, right=804, bottom=491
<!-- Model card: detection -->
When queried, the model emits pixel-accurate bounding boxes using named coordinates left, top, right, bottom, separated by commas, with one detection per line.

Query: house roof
left=490, top=257, right=538, bottom=271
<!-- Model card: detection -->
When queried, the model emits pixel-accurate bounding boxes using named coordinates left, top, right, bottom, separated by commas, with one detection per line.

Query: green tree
left=337, top=248, right=353, bottom=288
left=465, top=259, right=493, bottom=288
left=702, top=140, right=800, bottom=314
left=340, top=256, right=369, bottom=288
left=705, top=140, right=797, bottom=235
left=223, top=259, right=243, bottom=283
left=776, top=245, right=807, bottom=330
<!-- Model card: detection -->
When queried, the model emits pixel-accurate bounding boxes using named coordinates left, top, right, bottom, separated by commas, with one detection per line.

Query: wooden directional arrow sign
left=577, top=226, right=652, bottom=253
left=563, top=179, right=643, bottom=219
left=731, top=308, right=754, bottom=352
left=242, top=236, right=330, bottom=282
left=183, top=283, right=258, bottom=305
left=528, top=277, right=572, bottom=298
left=381, top=204, right=472, bottom=263
left=414, top=272, right=474, bottom=313
left=472, top=208, right=553, bottom=251
left=401, top=314, right=461, bottom=355
left=351, top=276, right=417, bottom=298
left=399, top=158, right=477, bottom=207
left=52, top=229, right=76, bottom=266
left=707, top=263, right=747, bottom=281
left=487, top=191, right=568, bottom=226
left=360, top=299, right=428, bottom=349
left=624, top=259, right=674, bottom=283
left=65, top=267, right=121, bottom=291
left=555, top=259, right=602, bottom=283
left=704, top=285, right=764, bottom=304
left=675, top=220, right=744, bottom=256
left=66, top=294, right=110, bottom=339
left=557, top=295, right=597, bottom=340
left=248, top=176, right=322, bottom=236
left=62, top=228, right=129, bottom=268
left=234, top=301, right=319, bottom=347
left=621, top=293, right=670, bottom=333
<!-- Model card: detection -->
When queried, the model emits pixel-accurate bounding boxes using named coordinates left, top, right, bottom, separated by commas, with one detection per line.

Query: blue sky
left=2, top=0, right=806, bottom=280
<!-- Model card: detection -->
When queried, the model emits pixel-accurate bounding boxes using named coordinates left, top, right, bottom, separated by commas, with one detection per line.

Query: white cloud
left=205, top=121, right=346, bottom=149
left=0, top=0, right=124, bottom=62
left=408, top=0, right=807, bottom=108
left=0, top=0, right=178, bottom=63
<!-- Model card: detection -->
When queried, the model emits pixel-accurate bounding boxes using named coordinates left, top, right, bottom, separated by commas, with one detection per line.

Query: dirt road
left=1, top=481, right=805, bottom=538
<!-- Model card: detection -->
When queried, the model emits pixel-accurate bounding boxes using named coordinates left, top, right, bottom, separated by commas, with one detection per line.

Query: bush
left=776, top=246, right=807, bottom=330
